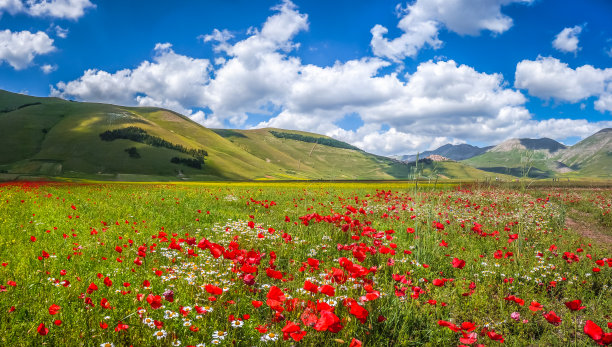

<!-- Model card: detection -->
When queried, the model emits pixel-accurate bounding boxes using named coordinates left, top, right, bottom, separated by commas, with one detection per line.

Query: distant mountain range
left=392, top=143, right=493, bottom=162
left=397, top=131, right=612, bottom=178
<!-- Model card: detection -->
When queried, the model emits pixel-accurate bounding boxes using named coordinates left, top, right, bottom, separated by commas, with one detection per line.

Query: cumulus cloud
left=0, top=0, right=24, bottom=15
left=51, top=0, right=612, bottom=155
left=40, top=63, right=56, bottom=73
left=515, top=56, right=612, bottom=112
left=53, top=25, right=68, bottom=38
left=0, top=29, right=55, bottom=70
left=0, top=0, right=95, bottom=19
left=52, top=43, right=213, bottom=119
left=370, top=0, right=532, bottom=62
left=552, top=25, right=582, bottom=53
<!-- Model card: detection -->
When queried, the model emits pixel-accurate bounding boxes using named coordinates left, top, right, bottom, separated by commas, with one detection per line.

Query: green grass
left=0, top=181, right=609, bottom=346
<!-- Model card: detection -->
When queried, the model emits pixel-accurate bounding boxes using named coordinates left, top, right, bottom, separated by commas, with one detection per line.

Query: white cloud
left=0, top=29, right=55, bottom=70
left=51, top=0, right=612, bottom=155
left=52, top=43, right=213, bottom=119
left=370, top=0, right=532, bottom=62
left=552, top=25, right=582, bottom=53
left=0, top=0, right=24, bottom=15
left=25, top=0, right=94, bottom=19
left=515, top=56, right=612, bottom=111
left=199, top=29, right=234, bottom=53
left=54, top=25, right=68, bottom=38
left=40, top=63, right=56, bottom=73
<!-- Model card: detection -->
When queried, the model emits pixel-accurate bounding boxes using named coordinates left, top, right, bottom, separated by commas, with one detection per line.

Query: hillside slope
left=462, top=138, right=567, bottom=178
left=0, top=89, right=513, bottom=181
left=555, top=129, right=612, bottom=178
left=0, top=90, right=288, bottom=180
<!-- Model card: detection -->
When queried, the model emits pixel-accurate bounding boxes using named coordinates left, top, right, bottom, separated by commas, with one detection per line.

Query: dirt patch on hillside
left=565, top=213, right=612, bottom=253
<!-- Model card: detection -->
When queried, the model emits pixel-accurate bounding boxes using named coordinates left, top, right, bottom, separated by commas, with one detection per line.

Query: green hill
left=462, top=138, right=567, bottom=178
left=554, top=129, right=612, bottom=178
left=0, top=89, right=504, bottom=181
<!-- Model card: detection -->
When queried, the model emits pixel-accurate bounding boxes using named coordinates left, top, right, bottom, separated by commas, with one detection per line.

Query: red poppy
left=529, top=301, right=543, bottom=312
left=146, top=294, right=162, bottom=309
left=252, top=300, right=263, bottom=308
left=349, top=302, right=369, bottom=324
left=266, top=268, right=283, bottom=279
left=320, top=284, right=335, bottom=297
left=543, top=311, right=561, bottom=326
left=487, top=330, right=504, bottom=343
left=303, top=280, right=319, bottom=294
left=451, top=258, right=466, bottom=269
left=564, top=299, right=586, bottom=311
left=266, top=286, right=286, bottom=308
left=349, top=338, right=362, bottom=347
left=86, top=282, right=98, bottom=294
left=460, top=332, right=478, bottom=344
left=48, top=304, right=61, bottom=315
left=584, top=320, right=603, bottom=342
left=205, top=284, right=223, bottom=295
left=37, top=323, right=49, bottom=336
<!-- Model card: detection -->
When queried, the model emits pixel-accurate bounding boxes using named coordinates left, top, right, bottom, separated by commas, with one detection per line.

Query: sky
left=1, top=0, right=612, bottom=155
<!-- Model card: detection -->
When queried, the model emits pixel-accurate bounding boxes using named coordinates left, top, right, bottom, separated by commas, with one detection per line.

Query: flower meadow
left=0, top=181, right=610, bottom=346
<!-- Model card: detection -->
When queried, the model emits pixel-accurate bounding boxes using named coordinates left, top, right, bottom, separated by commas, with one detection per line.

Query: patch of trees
left=269, top=130, right=360, bottom=151
left=212, top=129, right=247, bottom=138
left=100, top=127, right=207, bottom=161
left=171, top=157, right=203, bottom=169
left=0, top=102, right=41, bottom=113
left=124, top=147, right=141, bottom=158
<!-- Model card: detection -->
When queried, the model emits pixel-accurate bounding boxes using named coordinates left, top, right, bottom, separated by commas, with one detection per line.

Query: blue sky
left=1, top=0, right=611, bottom=155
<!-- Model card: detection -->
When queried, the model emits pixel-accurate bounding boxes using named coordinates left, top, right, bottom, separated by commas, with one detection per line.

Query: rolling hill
left=461, top=138, right=567, bottom=178
left=554, top=128, right=612, bottom=178
left=0, top=89, right=500, bottom=181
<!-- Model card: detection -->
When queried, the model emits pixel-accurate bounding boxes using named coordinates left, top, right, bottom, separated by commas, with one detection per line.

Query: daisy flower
left=100, top=343, right=114, bottom=347
left=212, top=331, right=227, bottom=340
left=153, top=330, right=167, bottom=339
left=231, top=320, right=244, bottom=328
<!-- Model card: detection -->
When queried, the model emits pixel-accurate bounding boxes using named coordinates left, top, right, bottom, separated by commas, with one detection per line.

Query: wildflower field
left=0, top=181, right=610, bottom=346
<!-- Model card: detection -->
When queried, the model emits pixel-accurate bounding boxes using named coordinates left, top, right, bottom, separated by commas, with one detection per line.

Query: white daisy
left=153, top=330, right=167, bottom=339
left=231, top=320, right=244, bottom=328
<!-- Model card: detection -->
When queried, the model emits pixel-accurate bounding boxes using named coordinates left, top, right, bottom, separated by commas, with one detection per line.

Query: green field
left=0, top=181, right=610, bottom=346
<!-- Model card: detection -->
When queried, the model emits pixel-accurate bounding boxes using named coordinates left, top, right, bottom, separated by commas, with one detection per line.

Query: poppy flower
left=529, top=301, right=543, bottom=312
left=349, top=338, right=362, bottom=347
left=543, top=311, right=562, bottom=326
left=48, top=304, right=61, bottom=315
left=564, top=299, right=586, bottom=311
left=205, top=285, right=223, bottom=295
left=86, top=282, right=98, bottom=294
left=37, top=323, right=49, bottom=336
left=584, top=320, right=603, bottom=342
left=320, top=284, right=335, bottom=297
left=349, top=302, right=369, bottom=324
left=146, top=294, right=162, bottom=309
left=487, top=331, right=504, bottom=343
left=303, top=280, right=319, bottom=294
left=451, top=258, right=466, bottom=269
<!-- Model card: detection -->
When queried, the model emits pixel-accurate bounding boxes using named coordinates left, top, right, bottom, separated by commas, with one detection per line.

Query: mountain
left=0, top=89, right=498, bottom=181
left=395, top=143, right=492, bottom=162
left=488, top=138, right=566, bottom=155
left=554, top=128, right=612, bottom=178
left=461, top=138, right=567, bottom=178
